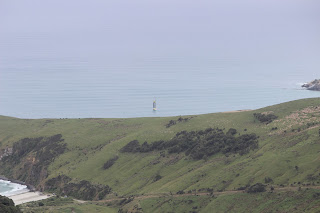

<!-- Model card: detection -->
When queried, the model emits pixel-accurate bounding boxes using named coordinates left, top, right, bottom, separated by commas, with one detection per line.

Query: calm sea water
left=0, top=47, right=319, bottom=119
left=0, top=1, right=319, bottom=119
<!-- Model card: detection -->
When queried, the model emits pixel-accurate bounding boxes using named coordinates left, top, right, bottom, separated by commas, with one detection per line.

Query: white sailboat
left=153, top=100, right=157, bottom=111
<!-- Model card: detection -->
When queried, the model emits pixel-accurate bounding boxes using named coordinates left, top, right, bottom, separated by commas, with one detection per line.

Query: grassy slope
left=21, top=188, right=320, bottom=212
left=1, top=98, right=320, bottom=211
left=20, top=197, right=118, bottom=213
left=138, top=188, right=320, bottom=213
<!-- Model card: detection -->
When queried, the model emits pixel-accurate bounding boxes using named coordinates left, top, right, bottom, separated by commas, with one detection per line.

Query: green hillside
left=1, top=98, right=320, bottom=212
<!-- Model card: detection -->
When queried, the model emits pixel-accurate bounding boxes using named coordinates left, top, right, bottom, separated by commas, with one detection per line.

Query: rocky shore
left=0, top=176, right=36, bottom=191
left=0, top=177, right=49, bottom=205
left=302, top=79, right=320, bottom=91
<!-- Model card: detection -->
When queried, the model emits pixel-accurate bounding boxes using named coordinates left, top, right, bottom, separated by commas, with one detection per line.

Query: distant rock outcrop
left=302, top=79, right=320, bottom=91
left=0, top=147, right=13, bottom=160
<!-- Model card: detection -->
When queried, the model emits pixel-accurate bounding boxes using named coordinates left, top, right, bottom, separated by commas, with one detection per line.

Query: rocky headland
left=302, top=79, right=320, bottom=91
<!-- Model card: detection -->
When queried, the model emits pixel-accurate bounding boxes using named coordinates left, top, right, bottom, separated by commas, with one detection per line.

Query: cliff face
left=0, top=135, right=67, bottom=187
left=302, top=79, right=320, bottom=91
left=0, top=135, right=112, bottom=201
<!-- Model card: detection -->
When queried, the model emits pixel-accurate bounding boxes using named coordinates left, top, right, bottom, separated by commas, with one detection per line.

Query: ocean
left=0, top=179, right=29, bottom=197
left=0, top=49, right=319, bottom=119
left=0, top=0, right=319, bottom=119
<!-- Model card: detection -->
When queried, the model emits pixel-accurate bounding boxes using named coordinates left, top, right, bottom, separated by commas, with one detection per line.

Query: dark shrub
left=253, top=113, right=278, bottom=124
left=166, top=120, right=177, bottom=128
left=0, top=195, right=21, bottom=213
left=264, top=177, right=273, bottom=183
left=120, top=140, right=140, bottom=153
left=237, top=186, right=247, bottom=190
left=227, top=128, right=237, bottom=136
left=44, top=175, right=111, bottom=201
left=246, top=183, right=266, bottom=193
left=166, top=117, right=192, bottom=128
left=120, top=128, right=259, bottom=160
left=153, top=174, right=162, bottom=182
left=103, top=156, right=119, bottom=170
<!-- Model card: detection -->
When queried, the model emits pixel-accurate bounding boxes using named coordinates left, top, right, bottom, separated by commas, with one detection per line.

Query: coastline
left=0, top=175, right=35, bottom=191
left=0, top=176, right=51, bottom=205
left=1, top=87, right=320, bottom=120
left=220, top=109, right=252, bottom=113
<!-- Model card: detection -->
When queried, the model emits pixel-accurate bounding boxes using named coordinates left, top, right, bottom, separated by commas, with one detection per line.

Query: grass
left=201, top=188, right=320, bottom=213
left=20, top=197, right=118, bottom=213
left=137, top=188, right=320, bottom=213
left=1, top=98, right=320, bottom=211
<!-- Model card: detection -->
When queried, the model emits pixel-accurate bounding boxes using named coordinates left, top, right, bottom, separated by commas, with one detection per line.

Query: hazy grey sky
left=1, top=0, right=319, bottom=71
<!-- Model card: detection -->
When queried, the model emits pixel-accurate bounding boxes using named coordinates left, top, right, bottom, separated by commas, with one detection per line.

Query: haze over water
left=0, top=0, right=320, bottom=119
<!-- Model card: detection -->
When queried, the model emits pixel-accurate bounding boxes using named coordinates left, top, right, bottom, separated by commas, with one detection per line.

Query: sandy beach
left=1, top=178, right=51, bottom=205
left=8, top=191, right=51, bottom=205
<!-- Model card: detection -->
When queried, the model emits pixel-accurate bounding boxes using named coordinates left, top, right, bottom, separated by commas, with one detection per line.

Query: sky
left=0, top=0, right=319, bottom=72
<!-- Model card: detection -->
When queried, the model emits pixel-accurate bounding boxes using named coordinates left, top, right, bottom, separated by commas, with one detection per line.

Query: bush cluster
left=246, top=183, right=266, bottom=193
left=166, top=117, right=192, bottom=128
left=0, top=195, right=21, bottom=213
left=45, top=175, right=111, bottom=200
left=120, top=128, right=259, bottom=160
left=253, top=113, right=278, bottom=124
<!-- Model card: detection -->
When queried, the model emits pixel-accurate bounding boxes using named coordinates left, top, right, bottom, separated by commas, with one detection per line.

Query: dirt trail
left=75, top=185, right=320, bottom=204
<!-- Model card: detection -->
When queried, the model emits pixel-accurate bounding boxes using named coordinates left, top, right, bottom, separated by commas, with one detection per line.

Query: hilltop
left=0, top=98, right=320, bottom=212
